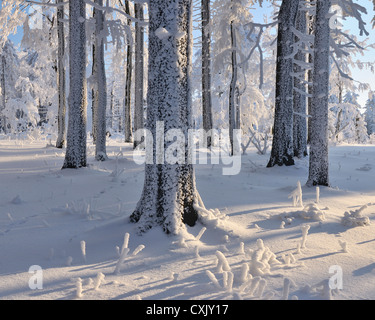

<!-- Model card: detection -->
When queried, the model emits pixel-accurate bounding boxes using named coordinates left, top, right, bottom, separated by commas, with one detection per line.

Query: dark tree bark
left=93, top=0, right=108, bottom=161
left=201, top=0, right=213, bottom=147
left=124, top=0, right=133, bottom=143
left=133, top=2, right=145, bottom=149
left=307, top=0, right=331, bottom=186
left=62, top=0, right=87, bottom=169
left=55, top=0, right=66, bottom=148
left=267, top=0, right=300, bottom=167
left=293, top=6, right=308, bottom=158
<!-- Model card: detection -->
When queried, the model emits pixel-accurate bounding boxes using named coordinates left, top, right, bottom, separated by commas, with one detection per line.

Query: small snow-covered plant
left=282, top=278, right=291, bottom=300
left=80, top=240, right=86, bottom=262
left=338, top=240, right=349, bottom=253
left=121, top=233, right=130, bottom=254
left=206, top=270, right=221, bottom=289
left=132, top=245, right=145, bottom=256
left=341, top=205, right=371, bottom=227
left=248, top=239, right=280, bottom=277
left=195, top=227, right=207, bottom=241
left=114, top=247, right=129, bottom=274
left=94, top=272, right=105, bottom=291
left=215, top=250, right=231, bottom=273
left=76, top=278, right=83, bottom=298
left=66, top=256, right=73, bottom=266
left=238, top=242, right=245, bottom=255
left=288, top=181, right=303, bottom=207
left=239, top=263, right=249, bottom=283
left=300, top=225, right=310, bottom=249
left=256, top=279, right=267, bottom=298
left=194, top=246, right=201, bottom=259
left=248, top=276, right=261, bottom=296
left=224, top=271, right=234, bottom=292
left=316, top=187, right=320, bottom=204
left=109, top=156, right=125, bottom=182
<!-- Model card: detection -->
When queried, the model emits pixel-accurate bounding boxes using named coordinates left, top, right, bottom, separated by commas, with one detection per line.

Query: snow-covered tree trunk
left=62, top=0, right=87, bottom=169
left=130, top=0, right=200, bottom=234
left=307, top=0, right=331, bottom=186
left=93, top=0, right=108, bottom=161
left=133, top=3, right=144, bottom=149
left=201, top=0, right=213, bottom=147
left=0, top=54, right=6, bottom=133
left=124, top=0, right=133, bottom=143
left=229, top=20, right=238, bottom=156
left=55, top=0, right=66, bottom=149
left=293, top=7, right=308, bottom=158
left=267, top=0, right=299, bottom=167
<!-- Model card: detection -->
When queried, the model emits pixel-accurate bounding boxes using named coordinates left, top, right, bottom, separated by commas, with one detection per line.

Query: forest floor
left=1, top=134, right=375, bottom=300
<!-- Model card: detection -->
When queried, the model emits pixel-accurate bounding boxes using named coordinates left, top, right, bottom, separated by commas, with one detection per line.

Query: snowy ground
left=1, top=134, right=375, bottom=300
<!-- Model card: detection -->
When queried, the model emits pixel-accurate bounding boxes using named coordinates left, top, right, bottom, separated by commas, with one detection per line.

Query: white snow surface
left=1, top=135, right=375, bottom=300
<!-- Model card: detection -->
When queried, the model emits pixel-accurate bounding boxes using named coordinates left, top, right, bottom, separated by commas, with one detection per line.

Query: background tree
left=201, top=0, right=213, bottom=147
left=55, top=0, right=66, bottom=149
left=133, top=2, right=145, bottom=149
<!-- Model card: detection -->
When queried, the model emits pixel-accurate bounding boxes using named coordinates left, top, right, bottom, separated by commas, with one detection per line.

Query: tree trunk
left=307, top=0, right=331, bottom=186
left=229, top=21, right=238, bottom=156
left=62, top=0, right=87, bottom=169
left=93, top=0, right=108, bottom=161
left=201, top=0, right=213, bottom=147
left=133, top=3, right=144, bottom=149
left=55, top=0, right=66, bottom=148
left=0, top=55, right=6, bottom=134
left=293, top=6, right=308, bottom=158
left=130, top=0, right=200, bottom=234
left=307, top=6, right=314, bottom=144
left=124, top=0, right=133, bottom=143
left=267, top=0, right=299, bottom=167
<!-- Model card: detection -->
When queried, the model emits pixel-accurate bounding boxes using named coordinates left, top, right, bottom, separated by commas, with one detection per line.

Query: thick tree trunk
left=201, top=0, right=213, bottom=147
left=130, top=0, right=200, bottom=234
left=293, top=7, right=308, bottom=158
left=55, top=0, right=66, bottom=148
left=307, top=0, right=331, bottom=186
left=93, top=0, right=108, bottom=161
left=267, top=0, right=299, bottom=167
left=62, top=0, right=87, bottom=169
left=133, top=3, right=144, bottom=149
left=124, top=0, right=133, bottom=143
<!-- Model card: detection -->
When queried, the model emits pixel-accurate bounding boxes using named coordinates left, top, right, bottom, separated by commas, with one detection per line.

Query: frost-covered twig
left=195, top=227, right=206, bottom=241
left=215, top=250, right=231, bottom=273
left=132, top=245, right=145, bottom=256
left=206, top=270, right=221, bottom=289
left=94, top=272, right=105, bottom=290
left=300, top=225, right=310, bottom=249
left=76, top=278, right=83, bottom=298
left=80, top=240, right=86, bottom=262
left=288, top=181, right=303, bottom=207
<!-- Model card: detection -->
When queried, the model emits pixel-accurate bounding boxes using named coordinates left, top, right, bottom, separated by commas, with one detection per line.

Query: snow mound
left=341, top=205, right=371, bottom=227
left=279, top=203, right=326, bottom=223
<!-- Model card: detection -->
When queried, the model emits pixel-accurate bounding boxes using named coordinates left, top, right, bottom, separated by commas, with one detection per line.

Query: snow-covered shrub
left=279, top=203, right=326, bottom=223
left=247, top=239, right=280, bottom=276
left=341, top=205, right=371, bottom=227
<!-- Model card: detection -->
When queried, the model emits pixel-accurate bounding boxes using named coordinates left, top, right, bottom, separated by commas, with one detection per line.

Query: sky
left=1, top=0, right=375, bottom=108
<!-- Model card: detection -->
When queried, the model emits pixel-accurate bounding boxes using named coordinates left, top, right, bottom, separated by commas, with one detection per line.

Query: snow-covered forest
left=1, top=0, right=375, bottom=302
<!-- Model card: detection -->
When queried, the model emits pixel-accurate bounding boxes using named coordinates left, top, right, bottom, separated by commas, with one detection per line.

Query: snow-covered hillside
left=1, top=135, right=375, bottom=300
